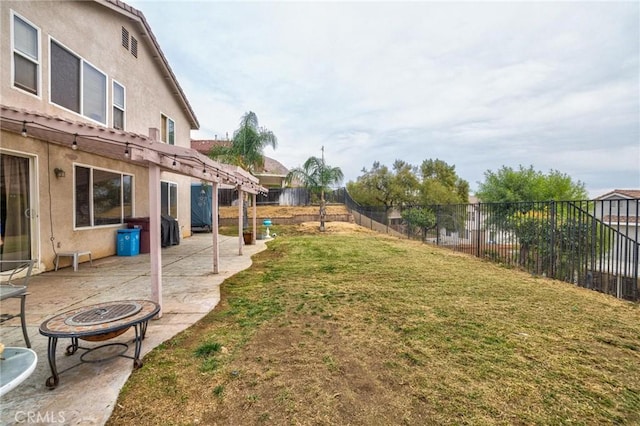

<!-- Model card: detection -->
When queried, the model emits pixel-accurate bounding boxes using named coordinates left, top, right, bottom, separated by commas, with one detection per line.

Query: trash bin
left=117, top=228, right=140, bottom=256
left=125, top=217, right=150, bottom=254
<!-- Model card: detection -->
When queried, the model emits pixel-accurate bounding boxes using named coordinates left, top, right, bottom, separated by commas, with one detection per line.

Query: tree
left=476, top=165, right=590, bottom=272
left=401, top=207, right=436, bottom=242
left=418, top=159, right=469, bottom=205
left=475, top=165, right=587, bottom=203
left=346, top=160, right=419, bottom=212
left=347, top=158, right=468, bottom=236
left=209, top=111, right=277, bottom=172
left=286, top=147, right=343, bottom=231
left=208, top=111, right=277, bottom=228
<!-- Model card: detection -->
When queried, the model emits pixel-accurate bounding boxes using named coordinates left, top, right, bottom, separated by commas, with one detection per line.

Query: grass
left=107, top=223, right=640, bottom=425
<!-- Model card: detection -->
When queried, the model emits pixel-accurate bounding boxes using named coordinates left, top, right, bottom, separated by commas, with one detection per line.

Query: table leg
left=45, top=337, right=60, bottom=389
left=132, top=323, right=144, bottom=368
left=19, top=294, right=31, bottom=348
left=66, top=337, right=79, bottom=355
left=140, top=318, right=149, bottom=340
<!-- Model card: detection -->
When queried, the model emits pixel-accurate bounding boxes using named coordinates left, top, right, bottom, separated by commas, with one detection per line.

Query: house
left=594, top=189, right=640, bottom=240
left=192, top=139, right=289, bottom=188
left=0, top=0, right=263, bottom=292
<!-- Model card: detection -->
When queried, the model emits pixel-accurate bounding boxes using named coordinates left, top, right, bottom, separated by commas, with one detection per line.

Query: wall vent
left=121, top=27, right=129, bottom=50
left=131, top=36, right=138, bottom=58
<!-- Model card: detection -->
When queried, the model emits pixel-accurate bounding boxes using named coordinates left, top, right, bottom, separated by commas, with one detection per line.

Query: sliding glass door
left=1, top=153, right=33, bottom=267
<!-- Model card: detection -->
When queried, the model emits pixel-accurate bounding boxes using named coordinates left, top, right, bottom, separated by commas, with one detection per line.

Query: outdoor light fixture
left=54, top=168, right=66, bottom=178
left=172, top=155, right=177, bottom=168
left=21, top=121, right=27, bottom=137
left=124, top=143, right=130, bottom=158
left=72, top=134, right=78, bottom=150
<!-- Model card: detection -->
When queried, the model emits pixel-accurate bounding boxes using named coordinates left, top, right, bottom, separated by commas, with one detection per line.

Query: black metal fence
left=344, top=190, right=640, bottom=302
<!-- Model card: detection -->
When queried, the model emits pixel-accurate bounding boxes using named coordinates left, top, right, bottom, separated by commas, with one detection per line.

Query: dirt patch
left=219, top=204, right=349, bottom=219
left=296, top=221, right=377, bottom=235
left=207, top=315, right=430, bottom=425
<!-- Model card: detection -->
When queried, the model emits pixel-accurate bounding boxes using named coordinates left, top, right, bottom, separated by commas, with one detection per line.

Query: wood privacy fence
left=344, top=190, right=640, bottom=302
left=219, top=187, right=345, bottom=206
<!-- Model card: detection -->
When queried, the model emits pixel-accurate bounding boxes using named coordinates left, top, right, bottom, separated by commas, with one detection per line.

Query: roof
left=1, top=105, right=264, bottom=194
left=191, top=139, right=289, bottom=177
left=603, top=215, right=639, bottom=224
left=256, top=157, right=288, bottom=177
left=100, top=0, right=199, bottom=129
left=596, top=189, right=640, bottom=200
left=191, top=139, right=232, bottom=154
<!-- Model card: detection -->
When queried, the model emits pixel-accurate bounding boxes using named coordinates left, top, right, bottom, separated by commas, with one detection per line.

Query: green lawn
left=108, top=223, right=640, bottom=425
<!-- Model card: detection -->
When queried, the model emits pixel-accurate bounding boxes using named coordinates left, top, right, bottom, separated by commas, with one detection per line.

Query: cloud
left=131, top=0, right=639, bottom=196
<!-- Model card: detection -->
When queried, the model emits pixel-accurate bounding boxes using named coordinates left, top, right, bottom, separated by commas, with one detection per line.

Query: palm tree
left=286, top=147, right=343, bottom=231
left=209, top=111, right=277, bottom=228
left=209, top=111, right=277, bottom=173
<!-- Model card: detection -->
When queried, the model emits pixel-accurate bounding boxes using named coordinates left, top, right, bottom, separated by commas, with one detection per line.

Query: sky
left=129, top=0, right=639, bottom=198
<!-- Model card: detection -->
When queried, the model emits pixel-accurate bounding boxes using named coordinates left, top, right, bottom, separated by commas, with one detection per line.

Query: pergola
left=1, top=105, right=267, bottom=315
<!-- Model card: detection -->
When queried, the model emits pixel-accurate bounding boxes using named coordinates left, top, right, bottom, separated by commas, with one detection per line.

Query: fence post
left=549, top=201, right=556, bottom=278
left=436, top=205, right=441, bottom=246
left=476, top=203, right=482, bottom=258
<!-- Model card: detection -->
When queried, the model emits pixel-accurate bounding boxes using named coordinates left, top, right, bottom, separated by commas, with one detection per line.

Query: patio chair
left=0, top=259, right=35, bottom=347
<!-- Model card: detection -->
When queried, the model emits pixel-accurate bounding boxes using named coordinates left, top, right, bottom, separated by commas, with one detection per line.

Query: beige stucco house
left=1, top=0, right=263, bottom=291
left=191, top=139, right=289, bottom=188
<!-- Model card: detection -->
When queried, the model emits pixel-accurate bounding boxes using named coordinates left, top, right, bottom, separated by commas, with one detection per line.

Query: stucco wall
left=1, top=1, right=194, bottom=142
left=2, top=131, right=150, bottom=270
left=1, top=1, right=198, bottom=270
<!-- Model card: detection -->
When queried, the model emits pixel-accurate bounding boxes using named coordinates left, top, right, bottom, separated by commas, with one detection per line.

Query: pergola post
left=252, top=193, right=257, bottom=244
left=149, top=163, right=162, bottom=317
left=212, top=181, right=219, bottom=274
left=238, top=186, right=243, bottom=256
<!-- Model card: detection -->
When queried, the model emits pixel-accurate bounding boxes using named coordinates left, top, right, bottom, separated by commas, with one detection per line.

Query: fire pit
left=39, top=300, right=159, bottom=389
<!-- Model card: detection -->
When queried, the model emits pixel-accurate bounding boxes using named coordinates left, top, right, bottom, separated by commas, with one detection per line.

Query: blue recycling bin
left=117, top=228, right=140, bottom=256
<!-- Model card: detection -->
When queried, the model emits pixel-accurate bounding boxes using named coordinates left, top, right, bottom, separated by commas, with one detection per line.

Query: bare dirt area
left=295, top=221, right=377, bottom=235
left=219, top=204, right=350, bottom=219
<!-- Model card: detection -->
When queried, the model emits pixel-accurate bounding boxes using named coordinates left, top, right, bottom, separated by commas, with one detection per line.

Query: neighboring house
left=192, top=139, right=289, bottom=188
left=594, top=189, right=640, bottom=240
left=0, top=0, right=262, bottom=275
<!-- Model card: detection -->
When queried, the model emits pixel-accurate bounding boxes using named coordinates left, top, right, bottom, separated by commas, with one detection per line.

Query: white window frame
left=49, top=37, right=108, bottom=125
left=161, top=113, right=175, bottom=145
left=160, top=180, right=178, bottom=218
left=73, top=163, right=134, bottom=229
left=11, top=10, right=41, bottom=98
left=112, top=80, right=125, bottom=130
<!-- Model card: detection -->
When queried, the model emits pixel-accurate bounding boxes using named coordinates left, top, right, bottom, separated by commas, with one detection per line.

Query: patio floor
left=0, top=233, right=267, bottom=425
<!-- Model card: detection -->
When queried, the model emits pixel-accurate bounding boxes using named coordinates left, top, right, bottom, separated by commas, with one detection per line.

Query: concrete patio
left=0, top=233, right=267, bottom=425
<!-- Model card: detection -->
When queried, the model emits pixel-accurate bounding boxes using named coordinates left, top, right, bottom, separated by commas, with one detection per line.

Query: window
left=83, top=62, right=107, bottom=123
left=12, top=12, right=40, bottom=95
left=50, top=40, right=107, bottom=124
left=161, top=181, right=178, bottom=217
left=161, top=114, right=175, bottom=145
left=113, top=81, right=125, bottom=130
left=75, top=165, right=133, bottom=227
